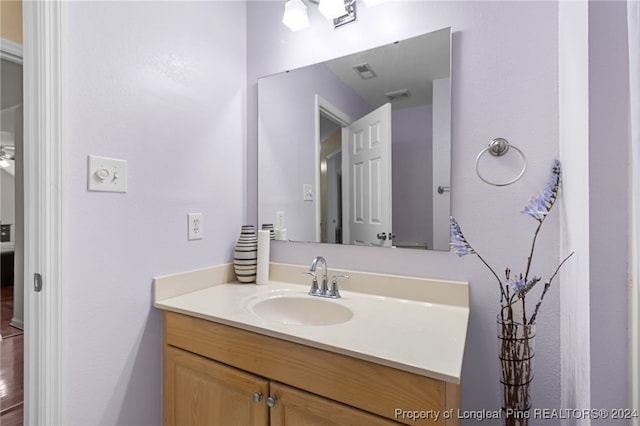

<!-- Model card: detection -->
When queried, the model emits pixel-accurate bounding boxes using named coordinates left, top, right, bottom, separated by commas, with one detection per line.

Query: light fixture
left=318, top=0, right=346, bottom=20
left=282, top=0, right=310, bottom=32
left=362, top=0, right=388, bottom=6
left=384, top=89, right=410, bottom=101
left=282, top=0, right=356, bottom=32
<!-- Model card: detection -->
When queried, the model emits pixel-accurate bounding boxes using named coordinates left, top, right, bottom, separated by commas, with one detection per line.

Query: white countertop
left=154, top=263, right=469, bottom=384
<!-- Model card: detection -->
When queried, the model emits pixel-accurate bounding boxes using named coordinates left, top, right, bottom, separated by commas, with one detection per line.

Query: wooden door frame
left=22, top=1, right=64, bottom=424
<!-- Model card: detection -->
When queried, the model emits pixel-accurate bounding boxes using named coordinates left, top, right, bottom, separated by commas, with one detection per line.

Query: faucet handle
left=329, top=274, right=349, bottom=298
left=302, top=271, right=321, bottom=295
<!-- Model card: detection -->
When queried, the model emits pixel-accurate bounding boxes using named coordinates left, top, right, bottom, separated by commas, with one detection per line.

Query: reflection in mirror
left=258, top=27, right=451, bottom=251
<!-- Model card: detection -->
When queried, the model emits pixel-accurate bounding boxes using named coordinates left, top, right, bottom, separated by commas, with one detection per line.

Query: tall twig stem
left=524, top=220, right=544, bottom=282
left=475, top=251, right=509, bottom=305
left=528, top=251, right=574, bottom=325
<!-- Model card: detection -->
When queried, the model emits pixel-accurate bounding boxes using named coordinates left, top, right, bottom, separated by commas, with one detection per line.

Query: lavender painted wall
left=588, top=1, right=629, bottom=420
left=248, top=0, right=563, bottom=416
left=53, top=1, right=630, bottom=423
left=63, top=2, right=246, bottom=424
left=392, top=104, right=432, bottom=247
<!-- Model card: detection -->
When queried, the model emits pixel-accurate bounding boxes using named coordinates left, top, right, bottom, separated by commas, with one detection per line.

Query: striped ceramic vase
left=261, top=223, right=275, bottom=240
left=233, top=225, right=258, bottom=283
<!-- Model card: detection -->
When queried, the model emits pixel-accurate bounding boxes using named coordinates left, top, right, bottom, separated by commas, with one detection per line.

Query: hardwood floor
left=1, top=285, right=20, bottom=339
left=0, top=285, right=23, bottom=425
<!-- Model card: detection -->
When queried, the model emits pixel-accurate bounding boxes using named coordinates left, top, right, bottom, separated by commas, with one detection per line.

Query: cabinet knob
left=252, top=392, right=263, bottom=403
left=266, top=395, right=277, bottom=408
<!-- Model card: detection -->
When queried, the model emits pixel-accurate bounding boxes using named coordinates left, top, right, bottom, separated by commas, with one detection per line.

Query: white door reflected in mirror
left=342, top=103, right=392, bottom=247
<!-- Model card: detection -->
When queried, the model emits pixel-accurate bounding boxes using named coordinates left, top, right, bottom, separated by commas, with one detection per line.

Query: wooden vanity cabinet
left=164, top=346, right=269, bottom=425
left=267, top=381, right=399, bottom=425
left=163, top=311, right=461, bottom=426
left=164, top=347, right=396, bottom=426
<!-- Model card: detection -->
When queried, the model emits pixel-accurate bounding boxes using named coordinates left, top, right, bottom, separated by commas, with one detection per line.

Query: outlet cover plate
left=188, top=213, right=203, bottom=240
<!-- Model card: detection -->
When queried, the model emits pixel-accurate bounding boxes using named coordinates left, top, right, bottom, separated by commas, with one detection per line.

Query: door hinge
left=34, top=273, right=43, bottom=292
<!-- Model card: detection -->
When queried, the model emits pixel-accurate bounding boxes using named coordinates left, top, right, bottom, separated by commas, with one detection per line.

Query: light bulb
left=282, top=0, right=309, bottom=32
left=318, top=0, right=346, bottom=20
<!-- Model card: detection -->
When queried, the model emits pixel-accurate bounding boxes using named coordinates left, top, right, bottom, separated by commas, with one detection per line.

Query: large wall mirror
left=258, top=27, right=451, bottom=251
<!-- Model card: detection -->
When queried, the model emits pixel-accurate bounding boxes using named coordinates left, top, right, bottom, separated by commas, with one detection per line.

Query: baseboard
left=10, top=317, right=23, bottom=330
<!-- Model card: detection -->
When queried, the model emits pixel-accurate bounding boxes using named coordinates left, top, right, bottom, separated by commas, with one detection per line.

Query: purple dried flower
left=521, top=160, right=561, bottom=222
left=512, top=277, right=527, bottom=293
left=450, top=217, right=475, bottom=257
left=510, top=276, right=541, bottom=295
left=450, top=159, right=572, bottom=325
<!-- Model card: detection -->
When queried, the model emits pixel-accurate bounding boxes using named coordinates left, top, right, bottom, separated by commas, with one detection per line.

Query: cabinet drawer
left=164, top=311, right=460, bottom=425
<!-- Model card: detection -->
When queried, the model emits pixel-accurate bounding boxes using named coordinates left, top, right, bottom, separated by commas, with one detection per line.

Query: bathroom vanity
left=154, top=263, right=469, bottom=425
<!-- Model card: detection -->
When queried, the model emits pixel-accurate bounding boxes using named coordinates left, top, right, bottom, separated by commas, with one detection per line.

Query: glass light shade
left=362, top=0, right=387, bottom=6
left=318, top=0, right=346, bottom=19
left=282, top=0, right=309, bottom=32
left=0, top=158, right=10, bottom=168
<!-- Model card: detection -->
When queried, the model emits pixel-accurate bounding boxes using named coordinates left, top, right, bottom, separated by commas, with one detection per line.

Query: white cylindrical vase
left=256, top=229, right=271, bottom=285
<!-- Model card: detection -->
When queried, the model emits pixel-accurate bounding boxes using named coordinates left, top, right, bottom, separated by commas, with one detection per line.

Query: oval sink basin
left=251, top=296, right=353, bottom=326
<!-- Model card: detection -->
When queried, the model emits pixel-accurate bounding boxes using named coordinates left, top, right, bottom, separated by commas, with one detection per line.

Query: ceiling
left=323, top=28, right=451, bottom=110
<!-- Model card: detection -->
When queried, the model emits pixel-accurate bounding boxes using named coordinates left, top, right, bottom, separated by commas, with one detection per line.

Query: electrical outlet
left=188, top=213, right=203, bottom=240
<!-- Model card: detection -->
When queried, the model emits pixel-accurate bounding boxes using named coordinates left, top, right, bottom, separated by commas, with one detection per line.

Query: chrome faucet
left=308, top=256, right=328, bottom=296
left=303, top=256, right=348, bottom=299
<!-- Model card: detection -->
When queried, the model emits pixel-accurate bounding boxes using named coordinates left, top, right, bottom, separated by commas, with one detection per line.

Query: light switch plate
left=276, top=210, right=285, bottom=229
left=303, top=184, right=313, bottom=201
left=88, top=155, right=127, bottom=193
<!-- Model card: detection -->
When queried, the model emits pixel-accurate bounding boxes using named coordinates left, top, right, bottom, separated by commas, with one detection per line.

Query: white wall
left=0, top=58, right=22, bottom=109
left=559, top=1, right=592, bottom=418
left=62, top=2, right=247, bottom=424
left=1, top=168, right=15, bottom=239
left=0, top=57, right=23, bottom=246
left=248, top=0, right=563, bottom=415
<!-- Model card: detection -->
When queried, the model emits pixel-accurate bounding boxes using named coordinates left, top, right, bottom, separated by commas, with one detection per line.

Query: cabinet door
left=164, top=346, right=269, bottom=426
left=269, top=382, right=399, bottom=426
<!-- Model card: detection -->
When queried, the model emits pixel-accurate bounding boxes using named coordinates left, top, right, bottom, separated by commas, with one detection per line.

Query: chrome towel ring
left=475, top=138, right=527, bottom=187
